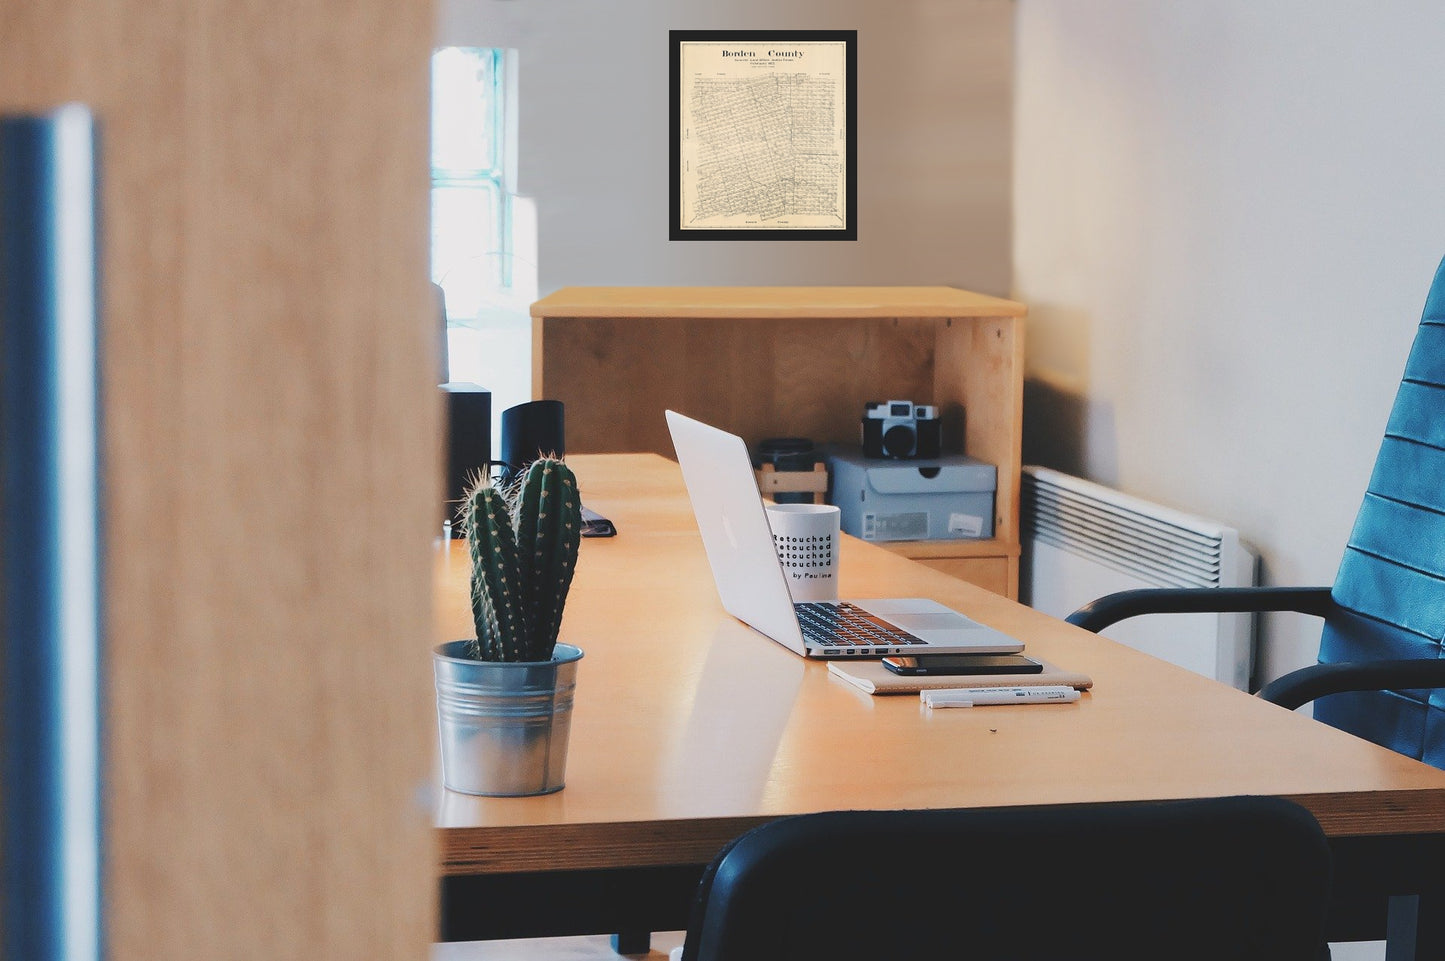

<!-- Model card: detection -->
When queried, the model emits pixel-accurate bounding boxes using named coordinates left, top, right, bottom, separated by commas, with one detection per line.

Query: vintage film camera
left=861, top=400, right=942, bottom=459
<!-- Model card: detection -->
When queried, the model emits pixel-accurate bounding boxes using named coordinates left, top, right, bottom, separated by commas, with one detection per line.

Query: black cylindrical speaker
left=442, top=382, right=491, bottom=535
left=500, top=399, right=565, bottom=483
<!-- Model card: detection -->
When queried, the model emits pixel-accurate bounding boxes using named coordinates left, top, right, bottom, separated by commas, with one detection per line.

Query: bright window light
left=431, top=46, right=536, bottom=427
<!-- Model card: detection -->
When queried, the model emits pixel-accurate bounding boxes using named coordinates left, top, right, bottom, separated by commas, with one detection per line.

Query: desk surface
left=434, top=454, right=1445, bottom=877
left=529, top=285, right=1027, bottom=319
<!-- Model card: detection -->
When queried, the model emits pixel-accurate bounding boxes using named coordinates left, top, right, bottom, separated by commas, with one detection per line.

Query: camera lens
left=882, top=423, right=916, bottom=458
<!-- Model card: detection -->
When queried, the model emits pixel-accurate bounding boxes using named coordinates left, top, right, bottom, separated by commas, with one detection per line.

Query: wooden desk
left=435, top=454, right=1445, bottom=952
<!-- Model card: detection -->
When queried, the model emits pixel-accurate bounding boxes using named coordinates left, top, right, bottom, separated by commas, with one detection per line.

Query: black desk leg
left=1387, top=893, right=1445, bottom=961
left=611, top=931, right=652, bottom=955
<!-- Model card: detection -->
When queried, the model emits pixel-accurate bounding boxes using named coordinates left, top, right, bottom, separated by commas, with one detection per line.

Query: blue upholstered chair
left=1067, top=255, right=1445, bottom=768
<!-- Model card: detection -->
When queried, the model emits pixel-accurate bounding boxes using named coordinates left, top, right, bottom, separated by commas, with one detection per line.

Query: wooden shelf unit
left=530, top=286, right=1026, bottom=597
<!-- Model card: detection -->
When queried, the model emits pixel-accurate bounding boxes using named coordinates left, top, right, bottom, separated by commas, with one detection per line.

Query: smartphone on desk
left=580, top=506, right=616, bottom=537
left=881, top=653, right=1044, bottom=676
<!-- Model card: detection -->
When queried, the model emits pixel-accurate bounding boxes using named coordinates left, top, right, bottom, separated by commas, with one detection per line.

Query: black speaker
left=442, top=383, right=491, bottom=535
left=500, top=400, right=565, bottom=483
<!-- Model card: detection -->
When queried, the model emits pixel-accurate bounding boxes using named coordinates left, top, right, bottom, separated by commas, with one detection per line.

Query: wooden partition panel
left=2, top=2, right=438, bottom=959
left=935, top=315, right=1026, bottom=555
left=541, top=315, right=939, bottom=456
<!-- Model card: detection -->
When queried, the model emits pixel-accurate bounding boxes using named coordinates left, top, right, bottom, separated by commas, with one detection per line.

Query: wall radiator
left=1021, top=466, right=1258, bottom=690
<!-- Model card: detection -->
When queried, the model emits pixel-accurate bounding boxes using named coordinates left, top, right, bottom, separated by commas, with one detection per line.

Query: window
left=431, top=47, right=535, bottom=427
left=432, top=47, right=505, bottom=316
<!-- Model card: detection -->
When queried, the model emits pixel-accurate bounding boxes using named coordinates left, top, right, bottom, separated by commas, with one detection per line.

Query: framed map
left=670, top=30, right=857, bottom=241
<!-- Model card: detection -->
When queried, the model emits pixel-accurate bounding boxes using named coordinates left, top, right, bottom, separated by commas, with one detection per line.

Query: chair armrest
left=1065, top=586, right=1337, bottom=633
left=1257, top=659, right=1445, bottom=711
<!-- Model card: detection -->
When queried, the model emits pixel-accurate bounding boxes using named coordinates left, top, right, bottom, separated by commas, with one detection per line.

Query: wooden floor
left=431, top=933, right=685, bottom=961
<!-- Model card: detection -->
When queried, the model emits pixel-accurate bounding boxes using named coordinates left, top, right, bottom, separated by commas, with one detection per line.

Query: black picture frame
left=669, top=30, right=857, bottom=242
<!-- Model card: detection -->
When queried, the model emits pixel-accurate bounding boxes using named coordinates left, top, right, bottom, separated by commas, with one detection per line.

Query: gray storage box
left=827, top=448, right=996, bottom=542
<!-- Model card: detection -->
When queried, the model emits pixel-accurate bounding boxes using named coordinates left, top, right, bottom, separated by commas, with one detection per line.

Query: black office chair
left=679, top=797, right=1332, bottom=961
left=1066, top=255, right=1445, bottom=770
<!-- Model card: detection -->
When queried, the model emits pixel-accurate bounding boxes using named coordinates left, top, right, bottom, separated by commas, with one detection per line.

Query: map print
left=688, top=74, right=842, bottom=226
left=678, top=39, right=849, bottom=232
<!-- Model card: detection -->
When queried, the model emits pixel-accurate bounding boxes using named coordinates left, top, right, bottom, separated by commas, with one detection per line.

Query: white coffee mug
left=764, top=503, right=841, bottom=603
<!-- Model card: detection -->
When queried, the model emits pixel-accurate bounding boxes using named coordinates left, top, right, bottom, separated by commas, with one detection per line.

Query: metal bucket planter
left=433, top=640, right=584, bottom=797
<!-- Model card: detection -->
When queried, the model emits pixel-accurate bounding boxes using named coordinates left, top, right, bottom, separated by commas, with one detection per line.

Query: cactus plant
left=459, top=457, right=582, bottom=662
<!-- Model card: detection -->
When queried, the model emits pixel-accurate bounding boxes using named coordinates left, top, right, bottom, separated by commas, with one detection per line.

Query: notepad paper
left=827, top=658, right=1093, bottom=696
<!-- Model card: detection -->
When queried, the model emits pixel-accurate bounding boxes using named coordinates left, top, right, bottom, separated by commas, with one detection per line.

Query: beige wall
left=2, top=1, right=438, bottom=957
left=437, top=0, right=1015, bottom=296
left=1014, top=2, right=1445, bottom=686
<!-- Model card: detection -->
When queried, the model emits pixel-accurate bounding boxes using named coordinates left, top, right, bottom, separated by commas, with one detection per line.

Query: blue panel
left=1320, top=255, right=1445, bottom=767
left=1346, top=494, right=1445, bottom=577
left=1365, top=437, right=1445, bottom=517
left=1331, top=548, right=1445, bottom=642
left=0, top=108, right=103, bottom=961
left=1425, top=709, right=1445, bottom=770
left=1385, top=382, right=1445, bottom=449
left=1318, top=607, right=1441, bottom=666
left=1315, top=689, right=1427, bottom=759
left=1402, top=323, right=1445, bottom=386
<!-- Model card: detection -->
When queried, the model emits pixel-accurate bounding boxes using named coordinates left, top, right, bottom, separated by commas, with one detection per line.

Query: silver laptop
left=665, top=410, right=1025, bottom=658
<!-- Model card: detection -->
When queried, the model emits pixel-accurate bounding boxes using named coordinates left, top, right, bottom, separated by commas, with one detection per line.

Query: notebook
left=665, top=410, right=1025, bottom=659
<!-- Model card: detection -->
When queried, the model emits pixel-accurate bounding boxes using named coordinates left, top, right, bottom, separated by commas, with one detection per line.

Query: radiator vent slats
left=1024, top=468, right=1229, bottom=590
left=1020, top=466, right=1256, bottom=690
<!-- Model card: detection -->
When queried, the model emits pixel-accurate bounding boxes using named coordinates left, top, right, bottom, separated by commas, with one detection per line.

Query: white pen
left=921, top=685, right=1080, bottom=709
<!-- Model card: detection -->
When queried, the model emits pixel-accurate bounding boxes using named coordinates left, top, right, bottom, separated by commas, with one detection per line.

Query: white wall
left=1014, top=1, right=1445, bottom=685
left=435, top=0, right=1445, bottom=691
left=437, top=0, right=1014, bottom=296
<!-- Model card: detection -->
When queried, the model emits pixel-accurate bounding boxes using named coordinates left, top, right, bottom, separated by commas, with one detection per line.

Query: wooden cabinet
left=893, top=545, right=1014, bottom=598
left=531, top=286, right=1025, bottom=597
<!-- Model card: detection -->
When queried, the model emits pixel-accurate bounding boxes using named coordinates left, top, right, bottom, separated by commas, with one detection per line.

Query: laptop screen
left=665, top=410, right=809, bottom=652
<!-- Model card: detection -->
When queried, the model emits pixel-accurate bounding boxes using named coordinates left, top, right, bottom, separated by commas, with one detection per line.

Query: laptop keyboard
left=794, top=602, right=927, bottom=653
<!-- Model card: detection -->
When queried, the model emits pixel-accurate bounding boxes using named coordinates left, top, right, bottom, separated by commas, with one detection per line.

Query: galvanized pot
left=433, top=640, right=583, bottom=797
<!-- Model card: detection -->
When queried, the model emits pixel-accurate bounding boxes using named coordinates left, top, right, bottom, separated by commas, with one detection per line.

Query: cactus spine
left=460, top=457, right=582, bottom=662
